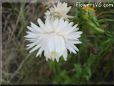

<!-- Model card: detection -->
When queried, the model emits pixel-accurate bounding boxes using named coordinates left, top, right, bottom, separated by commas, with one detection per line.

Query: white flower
left=45, top=1, right=73, bottom=20
left=25, top=18, right=82, bottom=62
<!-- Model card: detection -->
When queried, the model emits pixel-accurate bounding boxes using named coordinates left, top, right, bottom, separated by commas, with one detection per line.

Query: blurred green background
left=2, top=1, right=114, bottom=84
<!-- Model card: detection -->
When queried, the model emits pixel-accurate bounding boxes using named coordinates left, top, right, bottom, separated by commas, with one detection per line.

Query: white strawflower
left=45, top=1, right=73, bottom=20
left=25, top=18, right=82, bottom=62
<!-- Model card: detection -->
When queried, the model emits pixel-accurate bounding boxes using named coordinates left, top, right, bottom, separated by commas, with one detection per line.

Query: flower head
left=25, top=18, right=82, bottom=62
left=82, top=5, right=95, bottom=12
left=82, top=5, right=96, bottom=16
left=45, top=1, right=73, bottom=20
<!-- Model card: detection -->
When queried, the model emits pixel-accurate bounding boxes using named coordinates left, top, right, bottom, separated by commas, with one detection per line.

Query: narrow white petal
left=37, top=18, right=45, bottom=30
left=24, top=34, right=38, bottom=38
left=69, top=22, right=74, bottom=26
left=55, top=56, right=59, bottom=62
left=74, top=41, right=82, bottom=44
left=30, top=22, right=42, bottom=32
left=26, top=43, right=36, bottom=49
left=25, top=38, right=36, bottom=42
left=73, top=45, right=79, bottom=52
left=36, top=48, right=43, bottom=57
left=29, top=44, right=41, bottom=53
left=26, top=39, right=40, bottom=49
left=63, top=50, right=67, bottom=61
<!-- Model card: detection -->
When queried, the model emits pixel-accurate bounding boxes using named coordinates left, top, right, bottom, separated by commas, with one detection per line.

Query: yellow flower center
left=50, top=51, right=59, bottom=58
left=82, top=5, right=95, bottom=12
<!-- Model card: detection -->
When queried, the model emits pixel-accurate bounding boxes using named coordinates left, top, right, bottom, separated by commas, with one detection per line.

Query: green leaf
left=82, top=66, right=92, bottom=81
left=98, top=19, right=114, bottom=23
left=53, top=70, right=70, bottom=84
left=74, top=64, right=82, bottom=78
left=89, top=14, right=100, bottom=27
left=87, top=21, right=105, bottom=33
